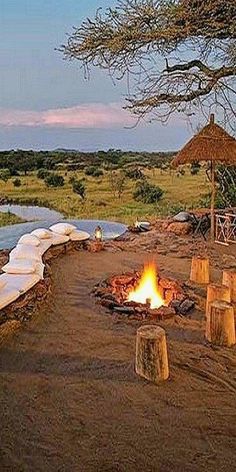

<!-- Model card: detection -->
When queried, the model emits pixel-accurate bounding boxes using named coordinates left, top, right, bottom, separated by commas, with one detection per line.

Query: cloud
left=0, top=103, right=135, bottom=129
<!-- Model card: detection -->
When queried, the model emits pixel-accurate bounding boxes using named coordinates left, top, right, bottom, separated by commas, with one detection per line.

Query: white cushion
left=2, top=259, right=37, bottom=274
left=0, top=273, right=41, bottom=297
left=10, top=244, right=42, bottom=262
left=18, top=233, right=40, bottom=246
left=0, top=285, right=20, bottom=310
left=69, top=230, right=90, bottom=241
left=50, top=233, right=70, bottom=246
left=31, top=228, right=53, bottom=239
left=38, top=239, right=53, bottom=255
left=49, top=223, right=76, bottom=235
left=0, top=277, right=7, bottom=290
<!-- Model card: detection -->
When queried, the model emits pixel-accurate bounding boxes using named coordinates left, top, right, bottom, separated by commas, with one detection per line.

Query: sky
left=0, top=0, right=194, bottom=151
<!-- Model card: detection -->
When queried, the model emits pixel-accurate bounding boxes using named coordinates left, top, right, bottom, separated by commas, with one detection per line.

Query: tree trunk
left=206, top=300, right=235, bottom=346
left=205, top=284, right=231, bottom=340
left=135, top=325, right=169, bottom=383
left=190, top=256, right=210, bottom=284
left=222, top=270, right=236, bottom=303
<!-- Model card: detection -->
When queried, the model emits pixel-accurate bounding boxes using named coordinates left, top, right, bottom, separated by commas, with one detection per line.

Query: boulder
left=166, top=221, right=193, bottom=235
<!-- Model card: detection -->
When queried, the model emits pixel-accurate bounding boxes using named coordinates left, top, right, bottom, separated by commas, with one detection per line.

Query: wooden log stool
left=222, top=270, right=236, bottom=303
left=205, top=283, right=231, bottom=340
left=135, top=325, right=169, bottom=383
left=190, top=256, right=210, bottom=284
left=206, top=300, right=235, bottom=347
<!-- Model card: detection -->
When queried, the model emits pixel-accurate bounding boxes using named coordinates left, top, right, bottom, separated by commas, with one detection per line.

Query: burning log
left=222, top=270, right=236, bottom=303
left=205, top=283, right=231, bottom=340
left=190, top=256, right=210, bottom=284
left=135, top=325, right=169, bottom=383
left=206, top=300, right=235, bottom=346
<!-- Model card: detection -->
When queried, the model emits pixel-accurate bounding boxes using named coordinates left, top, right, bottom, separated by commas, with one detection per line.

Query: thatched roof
left=172, top=115, right=236, bottom=167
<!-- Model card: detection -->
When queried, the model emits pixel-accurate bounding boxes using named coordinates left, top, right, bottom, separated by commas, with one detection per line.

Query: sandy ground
left=0, top=249, right=236, bottom=471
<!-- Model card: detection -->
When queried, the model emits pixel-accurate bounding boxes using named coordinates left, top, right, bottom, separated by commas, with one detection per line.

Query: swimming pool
left=0, top=219, right=127, bottom=249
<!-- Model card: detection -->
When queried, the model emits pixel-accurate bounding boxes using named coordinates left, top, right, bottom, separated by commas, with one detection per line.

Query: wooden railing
left=215, top=213, right=236, bottom=245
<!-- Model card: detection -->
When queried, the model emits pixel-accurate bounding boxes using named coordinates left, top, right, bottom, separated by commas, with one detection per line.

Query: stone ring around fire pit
left=93, top=264, right=195, bottom=322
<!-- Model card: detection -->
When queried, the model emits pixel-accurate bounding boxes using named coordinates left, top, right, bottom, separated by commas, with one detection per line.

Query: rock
left=179, top=299, right=195, bottom=314
left=170, top=299, right=182, bottom=313
left=223, top=255, right=236, bottom=269
left=150, top=306, right=175, bottom=319
left=166, top=222, right=193, bottom=236
left=173, top=211, right=191, bottom=222
left=113, top=306, right=135, bottom=315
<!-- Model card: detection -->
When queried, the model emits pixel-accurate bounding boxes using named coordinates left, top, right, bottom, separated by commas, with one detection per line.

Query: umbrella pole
left=210, top=160, right=215, bottom=240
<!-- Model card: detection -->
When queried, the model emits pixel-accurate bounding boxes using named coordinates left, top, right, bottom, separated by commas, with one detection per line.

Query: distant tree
left=125, top=167, right=145, bottom=180
left=13, top=178, right=21, bottom=187
left=0, top=169, right=11, bottom=183
left=190, top=161, right=201, bottom=175
left=45, top=173, right=65, bottom=188
left=108, top=170, right=126, bottom=199
left=84, top=166, right=103, bottom=177
left=37, top=168, right=50, bottom=179
left=133, top=181, right=163, bottom=204
left=72, top=179, right=86, bottom=200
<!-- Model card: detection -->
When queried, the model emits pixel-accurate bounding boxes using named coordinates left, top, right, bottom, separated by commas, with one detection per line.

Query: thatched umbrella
left=172, top=114, right=236, bottom=239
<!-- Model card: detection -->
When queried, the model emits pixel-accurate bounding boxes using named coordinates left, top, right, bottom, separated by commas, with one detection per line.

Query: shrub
left=72, top=179, right=86, bottom=200
left=125, top=168, right=145, bottom=180
left=133, top=181, right=164, bottom=204
left=37, top=168, right=49, bottom=179
left=45, top=173, right=65, bottom=187
left=0, top=169, right=11, bottom=183
left=190, top=162, right=201, bottom=175
left=13, top=178, right=21, bottom=187
left=92, top=168, right=103, bottom=178
left=85, top=166, right=103, bottom=178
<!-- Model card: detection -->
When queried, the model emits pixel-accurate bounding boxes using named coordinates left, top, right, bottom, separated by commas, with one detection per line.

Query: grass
left=0, top=211, right=25, bottom=227
left=0, top=168, right=210, bottom=225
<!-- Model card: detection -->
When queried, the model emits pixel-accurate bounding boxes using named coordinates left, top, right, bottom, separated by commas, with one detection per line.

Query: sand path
left=0, top=250, right=236, bottom=471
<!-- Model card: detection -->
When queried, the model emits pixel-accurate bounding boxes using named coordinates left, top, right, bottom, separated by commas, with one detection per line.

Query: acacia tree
left=61, top=0, right=236, bottom=129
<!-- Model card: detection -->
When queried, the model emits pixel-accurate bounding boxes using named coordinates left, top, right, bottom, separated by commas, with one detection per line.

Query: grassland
left=0, top=168, right=210, bottom=225
left=0, top=211, right=25, bottom=227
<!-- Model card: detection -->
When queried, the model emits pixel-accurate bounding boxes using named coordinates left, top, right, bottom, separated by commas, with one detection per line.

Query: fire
left=127, top=262, right=165, bottom=309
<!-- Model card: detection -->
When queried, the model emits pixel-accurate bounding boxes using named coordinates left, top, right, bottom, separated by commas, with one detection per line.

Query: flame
left=127, top=262, right=165, bottom=309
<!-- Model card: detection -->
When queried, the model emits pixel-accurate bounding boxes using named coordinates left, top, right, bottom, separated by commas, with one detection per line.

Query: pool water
left=0, top=204, right=63, bottom=221
left=0, top=219, right=127, bottom=249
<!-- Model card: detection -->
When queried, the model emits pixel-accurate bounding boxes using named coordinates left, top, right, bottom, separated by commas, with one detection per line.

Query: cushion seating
left=50, top=232, right=70, bottom=246
left=69, top=230, right=90, bottom=241
left=0, top=273, right=41, bottom=296
left=38, top=239, right=53, bottom=255
left=10, top=244, right=42, bottom=262
left=2, top=259, right=38, bottom=274
left=18, top=233, right=40, bottom=246
left=31, top=228, right=53, bottom=239
left=0, top=273, right=41, bottom=310
left=49, top=223, right=76, bottom=235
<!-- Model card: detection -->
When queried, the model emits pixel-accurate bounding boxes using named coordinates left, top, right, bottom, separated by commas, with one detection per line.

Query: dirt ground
left=0, top=248, right=236, bottom=472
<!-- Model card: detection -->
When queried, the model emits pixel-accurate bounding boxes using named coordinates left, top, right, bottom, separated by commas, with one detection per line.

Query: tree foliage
left=45, top=173, right=65, bottom=188
left=72, top=179, right=86, bottom=200
left=61, top=0, right=236, bottom=129
left=0, top=169, right=11, bottom=183
left=133, top=180, right=163, bottom=203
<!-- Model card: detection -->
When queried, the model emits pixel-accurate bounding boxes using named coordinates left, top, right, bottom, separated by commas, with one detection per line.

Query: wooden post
left=190, top=256, right=210, bottom=284
left=206, top=300, right=235, bottom=347
left=205, top=283, right=231, bottom=340
left=222, top=270, right=236, bottom=303
left=210, top=114, right=215, bottom=241
left=210, top=160, right=215, bottom=241
left=136, top=325, right=169, bottom=383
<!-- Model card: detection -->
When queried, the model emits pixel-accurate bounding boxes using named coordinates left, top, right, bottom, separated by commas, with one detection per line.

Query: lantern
left=94, top=225, right=103, bottom=241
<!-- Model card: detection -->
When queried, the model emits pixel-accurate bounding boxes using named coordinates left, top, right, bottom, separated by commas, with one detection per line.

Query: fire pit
left=94, top=262, right=195, bottom=321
